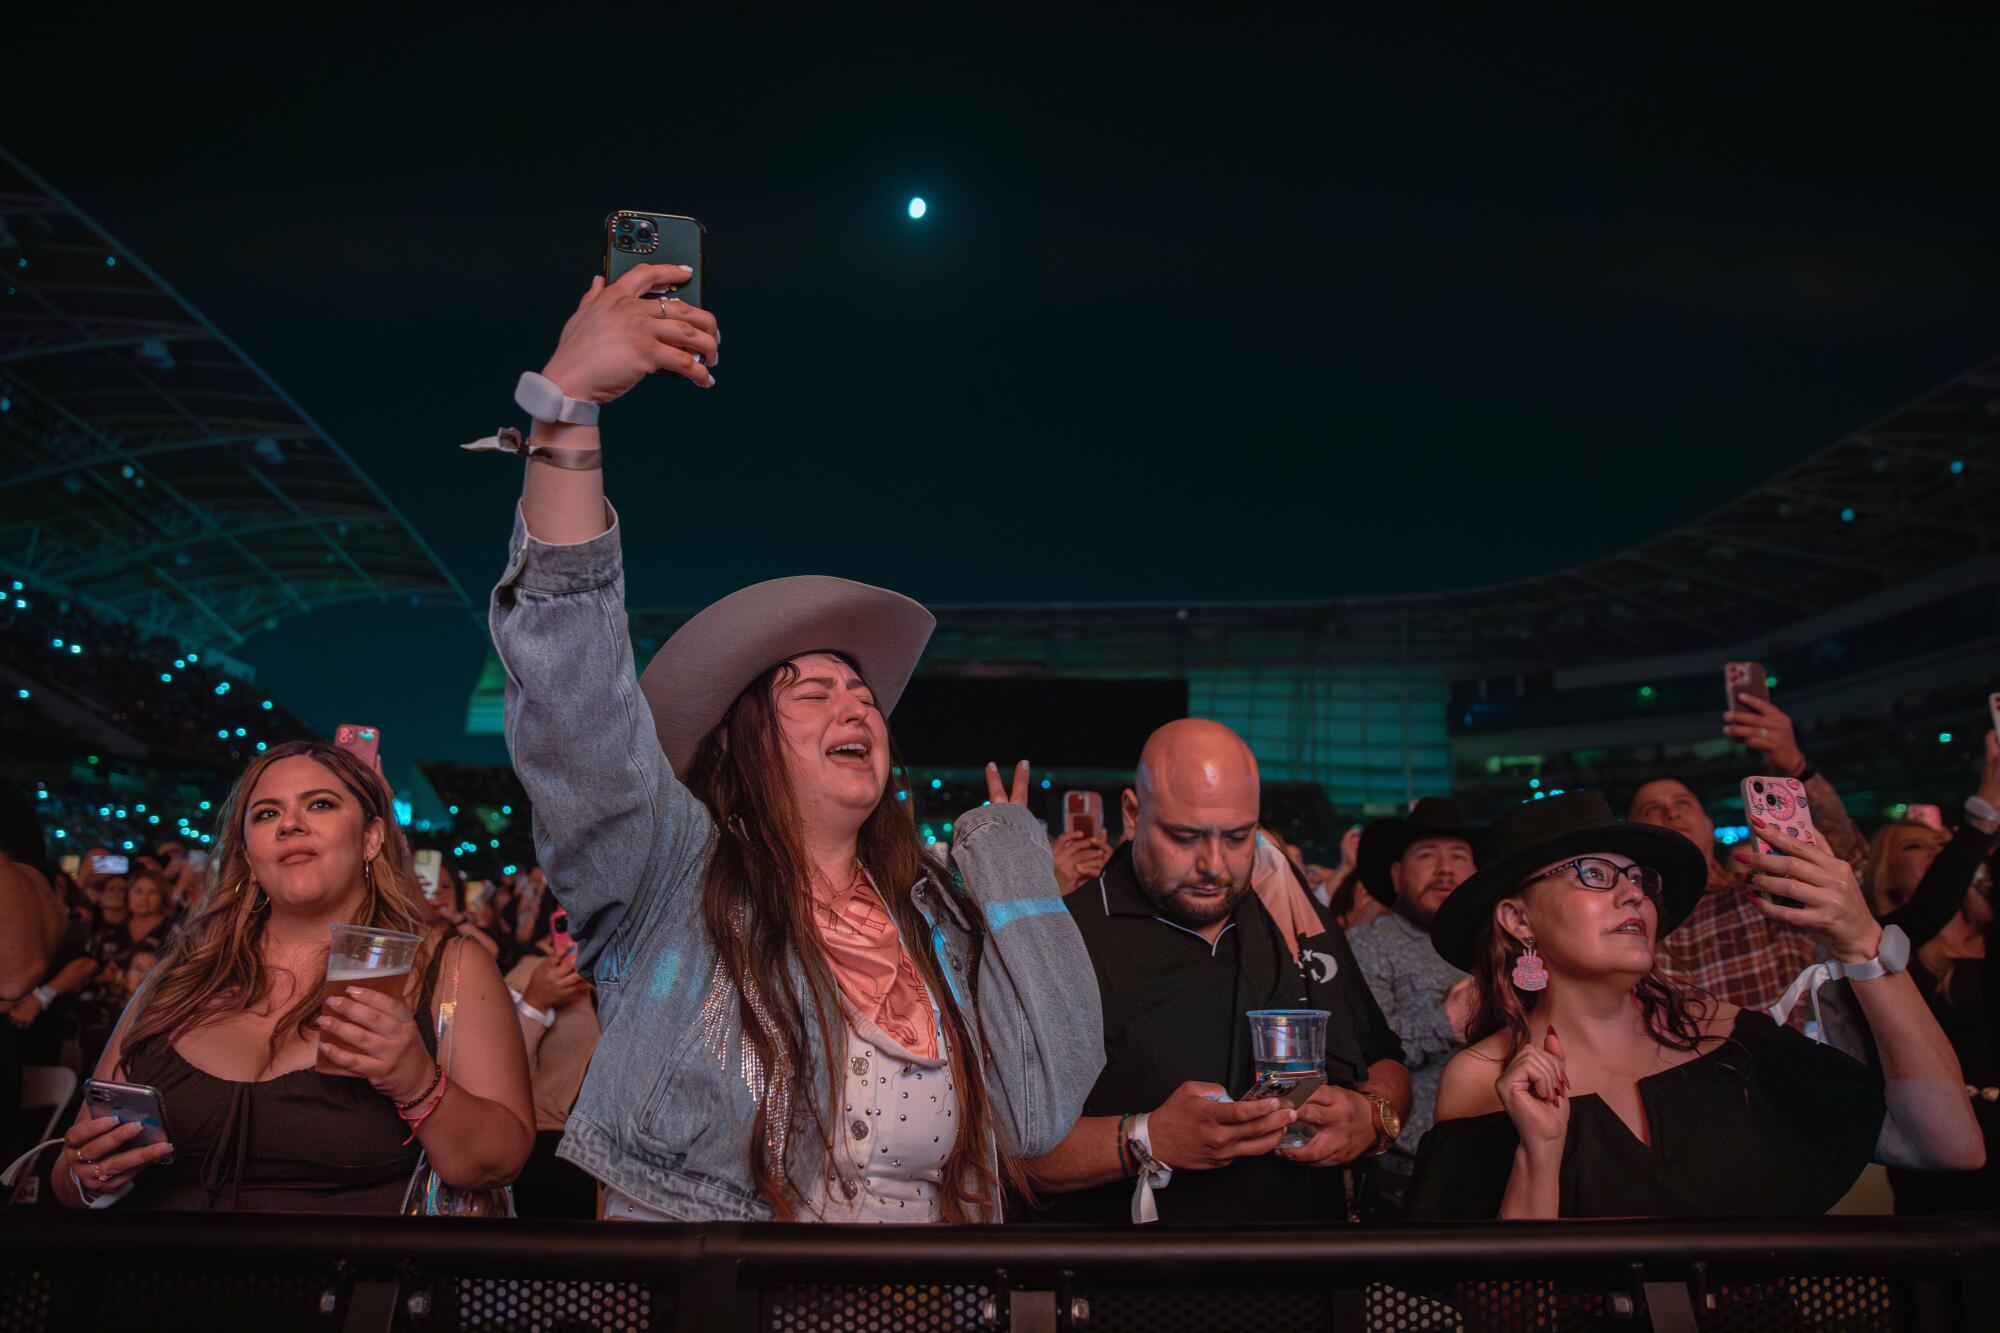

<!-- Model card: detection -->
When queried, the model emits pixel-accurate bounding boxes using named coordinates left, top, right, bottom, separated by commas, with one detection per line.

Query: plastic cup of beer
left=317, top=925, right=422, bottom=1075
left=1247, top=1008, right=1329, bottom=1150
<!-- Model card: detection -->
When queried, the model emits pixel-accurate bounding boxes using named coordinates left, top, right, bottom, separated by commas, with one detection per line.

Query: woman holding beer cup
left=485, top=265, right=1102, bottom=1222
left=55, top=741, right=533, bottom=1211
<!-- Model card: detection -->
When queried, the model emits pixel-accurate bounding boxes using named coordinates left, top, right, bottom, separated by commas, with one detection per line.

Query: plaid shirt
left=1656, top=860, right=1818, bottom=1028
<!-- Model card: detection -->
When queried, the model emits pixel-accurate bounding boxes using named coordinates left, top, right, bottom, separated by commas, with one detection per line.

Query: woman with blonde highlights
left=55, top=741, right=532, bottom=1211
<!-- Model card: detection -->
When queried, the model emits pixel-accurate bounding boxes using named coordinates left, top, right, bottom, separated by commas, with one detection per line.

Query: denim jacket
left=489, top=506, right=1105, bottom=1221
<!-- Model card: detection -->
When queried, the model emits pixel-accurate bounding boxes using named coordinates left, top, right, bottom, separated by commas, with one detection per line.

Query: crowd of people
left=2, top=264, right=1995, bottom=1234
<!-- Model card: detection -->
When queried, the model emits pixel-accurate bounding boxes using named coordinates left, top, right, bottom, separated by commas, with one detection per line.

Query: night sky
left=6, top=11, right=1996, bottom=783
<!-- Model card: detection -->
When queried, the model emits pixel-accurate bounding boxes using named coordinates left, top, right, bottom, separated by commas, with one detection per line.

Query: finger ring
left=74, top=1151, right=91, bottom=1165
left=95, top=1167, right=108, bottom=1182
left=658, top=296, right=671, bottom=317
left=1757, top=728, right=1768, bottom=739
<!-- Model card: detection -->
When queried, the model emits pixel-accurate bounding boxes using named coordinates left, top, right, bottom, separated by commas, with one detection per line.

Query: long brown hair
left=1466, top=883, right=1707, bottom=1060
left=684, top=654, right=1021, bottom=1221
left=122, top=741, right=434, bottom=1064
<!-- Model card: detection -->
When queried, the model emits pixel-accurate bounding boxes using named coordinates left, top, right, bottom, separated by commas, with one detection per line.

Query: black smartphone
left=82, top=1078, right=175, bottom=1164
left=604, top=210, right=704, bottom=309
left=1240, top=1069, right=1326, bottom=1110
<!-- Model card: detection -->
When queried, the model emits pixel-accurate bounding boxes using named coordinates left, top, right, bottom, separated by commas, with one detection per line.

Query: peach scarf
left=811, top=863, right=939, bottom=1060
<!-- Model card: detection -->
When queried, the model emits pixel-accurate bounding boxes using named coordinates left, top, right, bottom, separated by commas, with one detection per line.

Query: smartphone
left=1905, top=803, right=1946, bottom=832
left=412, top=849, right=444, bottom=903
left=59, top=854, right=81, bottom=878
left=90, top=854, right=130, bottom=876
left=549, top=908, right=575, bottom=959
left=1724, top=661, right=1769, bottom=710
left=1740, top=775, right=1818, bottom=908
left=334, top=723, right=381, bottom=768
left=604, top=210, right=704, bottom=309
left=81, top=1078, right=174, bottom=1164
left=1063, top=791, right=1104, bottom=841
left=1240, top=1069, right=1327, bottom=1110
left=463, top=879, right=492, bottom=911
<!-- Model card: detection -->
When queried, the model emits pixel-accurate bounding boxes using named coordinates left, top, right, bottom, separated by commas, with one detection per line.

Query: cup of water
left=1247, top=1008, right=1329, bottom=1150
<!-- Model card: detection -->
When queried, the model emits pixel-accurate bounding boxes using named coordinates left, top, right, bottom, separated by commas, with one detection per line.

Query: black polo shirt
left=1032, top=843, right=1404, bottom=1225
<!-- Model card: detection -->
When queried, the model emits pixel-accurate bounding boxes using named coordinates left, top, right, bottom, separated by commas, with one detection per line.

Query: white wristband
left=508, top=986, right=556, bottom=1029
left=70, top=1164, right=133, bottom=1209
left=1127, top=1112, right=1173, bottom=1224
left=1966, top=795, right=1999, bottom=827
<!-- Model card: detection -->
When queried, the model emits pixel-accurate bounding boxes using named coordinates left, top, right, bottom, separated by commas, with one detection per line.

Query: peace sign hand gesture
left=984, top=760, right=1034, bottom=806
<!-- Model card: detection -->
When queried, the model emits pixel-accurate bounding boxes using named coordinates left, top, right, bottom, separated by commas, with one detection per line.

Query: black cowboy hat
left=1428, top=790, right=1706, bottom=973
left=1356, top=797, right=1480, bottom=906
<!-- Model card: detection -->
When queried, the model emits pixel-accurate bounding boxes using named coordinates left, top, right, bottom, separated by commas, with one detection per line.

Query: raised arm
left=1742, top=821, right=1985, bottom=1170
left=489, top=266, right=720, bottom=970
left=947, top=764, right=1107, bottom=1158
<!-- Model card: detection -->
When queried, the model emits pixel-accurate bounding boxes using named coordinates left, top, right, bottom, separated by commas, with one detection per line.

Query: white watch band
left=1966, top=795, right=1999, bottom=826
left=514, top=371, right=601, bottom=426
left=1834, top=923, right=1910, bottom=983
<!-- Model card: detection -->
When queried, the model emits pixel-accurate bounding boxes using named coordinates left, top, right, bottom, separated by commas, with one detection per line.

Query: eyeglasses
left=1529, top=857, right=1663, bottom=898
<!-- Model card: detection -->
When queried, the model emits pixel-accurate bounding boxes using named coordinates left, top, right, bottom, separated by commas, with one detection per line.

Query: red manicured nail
left=1732, top=852, right=1752, bottom=864
left=1749, top=816, right=1768, bottom=828
left=1547, top=1025, right=1558, bottom=1039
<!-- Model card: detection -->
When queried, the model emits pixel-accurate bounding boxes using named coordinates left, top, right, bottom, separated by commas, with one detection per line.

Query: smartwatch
left=514, top=372, right=600, bottom=426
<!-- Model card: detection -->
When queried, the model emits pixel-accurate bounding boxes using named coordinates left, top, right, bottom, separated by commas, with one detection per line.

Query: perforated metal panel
left=450, top=1278, right=658, bottom=1332
left=0, top=1274, right=52, bottom=1333
left=1696, top=1275, right=1898, bottom=1332
left=1367, top=1280, right=1617, bottom=1331
left=765, top=1283, right=993, bottom=1331
left=1077, top=1286, right=1335, bottom=1333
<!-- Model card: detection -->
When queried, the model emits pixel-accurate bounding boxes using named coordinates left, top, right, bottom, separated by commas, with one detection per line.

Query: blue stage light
left=907, top=197, right=927, bottom=219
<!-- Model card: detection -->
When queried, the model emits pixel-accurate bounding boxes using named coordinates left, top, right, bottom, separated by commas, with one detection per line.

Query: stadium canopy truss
left=0, top=149, right=467, bottom=650
left=624, top=353, right=1998, bottom=682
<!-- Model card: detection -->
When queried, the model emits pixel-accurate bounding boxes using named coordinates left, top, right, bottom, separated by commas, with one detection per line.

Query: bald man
left=1025, top=719, right=1408, bottom=1225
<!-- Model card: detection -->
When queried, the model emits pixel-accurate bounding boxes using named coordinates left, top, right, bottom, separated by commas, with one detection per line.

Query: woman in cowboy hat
left=1405, top=791, right=1981, bottom=1220
left=483, top=265, right=1103, bottom=1223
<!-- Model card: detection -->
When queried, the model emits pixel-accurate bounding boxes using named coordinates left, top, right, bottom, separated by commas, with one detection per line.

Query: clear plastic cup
left=316, top=925, right=422, bottom=1075
left=1248, top=1008, right=1330, bottom=1149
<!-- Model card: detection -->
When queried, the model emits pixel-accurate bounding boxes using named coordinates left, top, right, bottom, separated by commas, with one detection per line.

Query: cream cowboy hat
left=638, top=576, right=936, bottom=774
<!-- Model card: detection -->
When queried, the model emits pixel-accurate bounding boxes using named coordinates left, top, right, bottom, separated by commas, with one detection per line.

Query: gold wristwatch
left=1360, top=1092, right=1401, bottom=1157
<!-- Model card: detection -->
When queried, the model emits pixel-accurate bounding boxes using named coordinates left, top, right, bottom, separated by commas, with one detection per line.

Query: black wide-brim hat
left=1429, top=790, right=1707, bottom=973
left=1357, top=796, right=1481, bottom=906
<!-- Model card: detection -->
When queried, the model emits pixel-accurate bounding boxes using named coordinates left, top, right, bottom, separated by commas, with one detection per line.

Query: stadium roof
left=0, top=149, right=467, bottom=649
left=624, top=353, right=2000, bottom=680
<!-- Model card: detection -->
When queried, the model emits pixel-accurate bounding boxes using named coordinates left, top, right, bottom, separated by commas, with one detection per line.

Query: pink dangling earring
left=1511, top=936, right=1548, bottom=991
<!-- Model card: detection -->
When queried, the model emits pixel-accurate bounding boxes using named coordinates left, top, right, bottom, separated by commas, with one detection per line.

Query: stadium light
left=199, top=800, right=212, bottom=810
left=501, top=805, right=512, bottom=815
left=448, top=805, right=459, bottom=814
left=14, top=688, right=26, bottom=700
left=215, top=682, right=231, bottom=695
left=255, top=742, right=267, bottom=752
left=187, top=653, right=198, bottom=662
left=930, top=778, right=942, bottom=790
left=1940, top=732, right=1954, bottom=744
left=160, top=673, right=173, bottom=683
left=69, top=644, right=82, bottom=654
left=51, top=639, right=62, bottom=648
left=1840, top=507, right=1856, bottom=522
left=1951, top=459, right=1965, bottom=474
left=261, top=700, right=273, bottom=710
left=907, top=197, right=927, bottom=219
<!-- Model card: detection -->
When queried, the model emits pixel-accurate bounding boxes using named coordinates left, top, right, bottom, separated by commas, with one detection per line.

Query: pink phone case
left=1740, top=775, right=1819, bottom=855
left=1725, top=661, right=1769, bottom=710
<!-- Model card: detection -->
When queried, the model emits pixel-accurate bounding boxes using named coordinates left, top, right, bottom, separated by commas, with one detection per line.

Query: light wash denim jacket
left=489, top=506, right=1105, bottom=1221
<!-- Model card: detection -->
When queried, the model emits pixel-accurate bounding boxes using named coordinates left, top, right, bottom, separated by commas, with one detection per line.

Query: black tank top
left=120, top=939, right=446, bottom=1213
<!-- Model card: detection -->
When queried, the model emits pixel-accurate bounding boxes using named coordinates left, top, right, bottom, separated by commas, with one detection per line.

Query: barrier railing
left=3, top=1210, right=1997, bottom=1332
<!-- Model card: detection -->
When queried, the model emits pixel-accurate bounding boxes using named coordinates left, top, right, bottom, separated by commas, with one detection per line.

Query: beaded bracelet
left=394, top=1063, right=443, bottom=1112
left=1115, top=1113, right=1137, bottom=1178
left=398, top=1071, right=449, bottom=1145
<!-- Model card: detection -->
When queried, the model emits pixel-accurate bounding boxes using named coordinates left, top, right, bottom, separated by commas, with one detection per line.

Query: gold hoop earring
left=364, top=858, right=375, bottom=892
left=245, top=875, right=269, bottom=914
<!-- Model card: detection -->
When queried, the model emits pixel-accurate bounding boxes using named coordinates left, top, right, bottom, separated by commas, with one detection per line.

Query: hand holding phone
left=1062, top=791, right=1105, bottom=841
left=90, top=854, right=129, bottom=877
left=549, top=908, right=576, bottom=959
left=1240, top=1068, right=1328, bottom=1110
left=1740, top=775, right=1817, bottom=908
left=74, top=1078, right=176, bottom=1181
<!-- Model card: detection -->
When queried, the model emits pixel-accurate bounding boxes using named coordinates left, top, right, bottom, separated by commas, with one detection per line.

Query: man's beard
left=1134, top=845, right=1248, bottom=929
